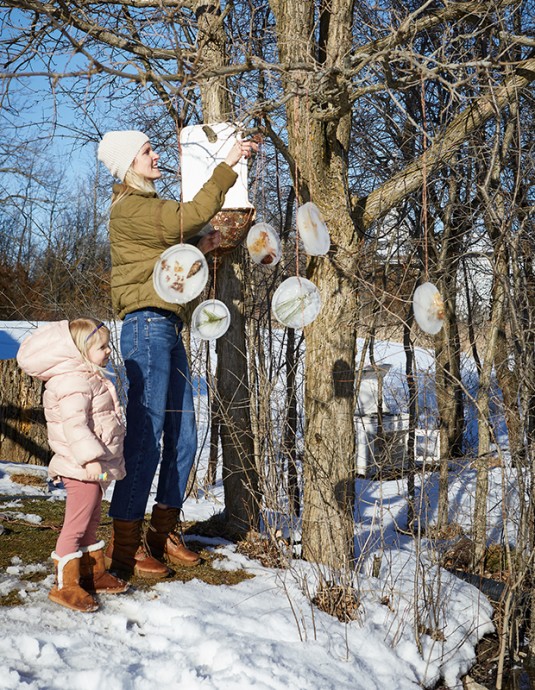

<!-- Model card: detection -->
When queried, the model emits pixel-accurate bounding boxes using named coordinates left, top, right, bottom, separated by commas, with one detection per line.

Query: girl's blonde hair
left=69, top=318, right=110, bottom=373
left=111, top=167, right=157, bottom=208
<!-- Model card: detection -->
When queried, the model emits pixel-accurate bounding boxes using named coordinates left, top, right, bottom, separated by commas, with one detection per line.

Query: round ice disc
left=153, top=244, right=209, bottom=304
left=272, top=276, right=321, bottom=329
left=191, top=299, right=231, bottom=341
left=413, top=282, right=445, bottom=335
left=296, top=202, right=331, bottom=256
left=246, top=222, right=282, bottom=266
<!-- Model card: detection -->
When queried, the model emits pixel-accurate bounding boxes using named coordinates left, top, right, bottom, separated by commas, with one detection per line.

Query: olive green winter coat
left=108, top=162, right=237, bottom=320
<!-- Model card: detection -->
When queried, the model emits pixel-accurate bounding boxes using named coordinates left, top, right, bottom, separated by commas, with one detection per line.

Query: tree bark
left=272, top=0, right=358, bottom=568
left=194, top=0, right=259, bottom=534
left=0, top=359, right=51, bottom=466
left=215, top=256, right=259, bottom=532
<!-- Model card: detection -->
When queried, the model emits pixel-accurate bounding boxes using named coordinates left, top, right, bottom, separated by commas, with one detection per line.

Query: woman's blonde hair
left=69, top=318, right=110, bottom=373
left=111, top=167, right=157, bottom=208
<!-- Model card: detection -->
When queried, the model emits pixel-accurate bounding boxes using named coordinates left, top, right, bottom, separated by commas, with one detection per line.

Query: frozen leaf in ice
left=247, top=223, right=282, bottom=266
left=187, top=260, right=203, bottom=278
left=296, top=202, right=330, bottom=256
left=413, top=282, right=445, bottom=335
left=272, top=277, right=321, bottom=329
left=191, top=299, right=231, bottom=341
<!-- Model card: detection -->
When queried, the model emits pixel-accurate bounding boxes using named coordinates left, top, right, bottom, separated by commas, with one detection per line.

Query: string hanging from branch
left=271, top=96, right=323, bottom=330
left=190, top=256, right=231, bottom=341
left=412, top=74, right=445, bottom=336
left=246, top=135, right=283, bottom=266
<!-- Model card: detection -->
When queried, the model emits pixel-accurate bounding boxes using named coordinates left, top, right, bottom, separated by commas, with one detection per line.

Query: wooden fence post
left=0, top=358, right=51, bottom=466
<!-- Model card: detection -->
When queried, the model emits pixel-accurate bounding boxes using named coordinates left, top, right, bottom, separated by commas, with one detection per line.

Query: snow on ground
left=0, top=462, right=496, bottom=690
left=0, top=322, right=500, bottom=689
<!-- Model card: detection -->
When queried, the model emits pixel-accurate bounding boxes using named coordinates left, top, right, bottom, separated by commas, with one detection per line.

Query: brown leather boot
left=49, top=551, right=99, bottom=613
left=80, top=541, right=129, bottom=594
left=146, top=505, right=201, bottom=568
left=104, top=519, right=170, bottom=579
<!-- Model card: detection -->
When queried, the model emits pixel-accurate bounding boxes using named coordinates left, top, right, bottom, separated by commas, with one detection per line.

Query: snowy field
left=0, top=322, right=505, bottom=690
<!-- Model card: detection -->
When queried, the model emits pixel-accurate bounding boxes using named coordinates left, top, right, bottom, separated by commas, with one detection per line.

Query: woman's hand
left=198, top=229, right=221, bottom=254
left=85, top=460, right=103, bottom=481
left=224, top=137, right=259, bottom=167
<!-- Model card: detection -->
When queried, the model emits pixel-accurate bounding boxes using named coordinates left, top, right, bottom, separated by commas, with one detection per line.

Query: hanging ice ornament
left=296, top=202, right=331, bottom=256
left=413, top=282, right=445, bottom=335
left=153, top=244, right=209, bottom=304
left=191, top=299, right=231, bottom=341
left=246, top=222, right=282, bottom=266
left=272, top=277, right=322, bottom=329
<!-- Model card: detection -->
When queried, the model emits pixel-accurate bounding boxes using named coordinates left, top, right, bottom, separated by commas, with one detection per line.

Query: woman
left=98, top=129, right=257, bottom=578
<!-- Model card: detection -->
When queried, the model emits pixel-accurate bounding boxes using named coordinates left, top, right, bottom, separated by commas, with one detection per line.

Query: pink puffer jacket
left=16, top=321, right=126, bottom=487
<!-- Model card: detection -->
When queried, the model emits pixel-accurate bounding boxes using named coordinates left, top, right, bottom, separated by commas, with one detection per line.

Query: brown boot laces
left=147, top=515, right=184, bottom=541
left=167, top=529, right=186, bottom=548
left=138, top=525, right=164, bottom=561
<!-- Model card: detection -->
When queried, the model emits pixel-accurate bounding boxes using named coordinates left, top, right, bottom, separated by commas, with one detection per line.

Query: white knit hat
left=97, top=130, right=149, bottom=181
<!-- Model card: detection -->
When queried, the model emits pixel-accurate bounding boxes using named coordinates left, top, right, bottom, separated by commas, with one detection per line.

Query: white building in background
left=355, top=364, right=410, bottom=477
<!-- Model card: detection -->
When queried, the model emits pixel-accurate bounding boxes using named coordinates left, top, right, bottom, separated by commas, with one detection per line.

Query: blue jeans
left=110, top=309, right=198, bottom=520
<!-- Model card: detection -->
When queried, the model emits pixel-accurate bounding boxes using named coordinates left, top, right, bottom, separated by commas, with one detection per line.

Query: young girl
left=17, top=318, right=128, bottom=612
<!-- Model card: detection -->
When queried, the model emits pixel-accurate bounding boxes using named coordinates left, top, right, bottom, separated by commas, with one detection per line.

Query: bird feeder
left=355, top=365, right=409, bottom=477
left=180, top=122, right=255, bottom=256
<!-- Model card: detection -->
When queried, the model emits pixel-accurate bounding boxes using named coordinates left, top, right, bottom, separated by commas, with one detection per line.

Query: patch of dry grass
left=236, top=531, right=289, bottom=569
left=9, top=473, right=48, bottom=488
left=312, top=582, right=360, bottom=623
left=0, top=494, right=254, bottom=606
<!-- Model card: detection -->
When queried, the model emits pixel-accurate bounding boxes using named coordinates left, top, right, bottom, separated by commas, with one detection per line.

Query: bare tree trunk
left=472, top=258, right=506, bottom=571
left=472, top=95, right=519, bottom=569
left=404, top=313, right=417, bottom=530
left=215, top=257, right=259, bottom=532
left=284, top=327, right=300, bottom=517
left=281, top=188, right=300, bottom=517
left=495, top=320, right=522, bottom=466
left=302, top=264, right=357, bottom=567
left=435, top=248, right=464, bottom=530
left=271, top=0, right=358, bottom=570
left=0, top=359, right=51, bottom=466
left=194, top=0, right=259, bottom=534
left=435, top=171, right=467, bottom=519
left=204, top=351, right=219, bottom=488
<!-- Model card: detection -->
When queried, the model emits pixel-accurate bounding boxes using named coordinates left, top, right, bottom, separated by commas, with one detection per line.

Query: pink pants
left=54, top=478, right=103, bottom=557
